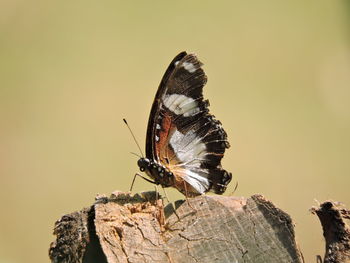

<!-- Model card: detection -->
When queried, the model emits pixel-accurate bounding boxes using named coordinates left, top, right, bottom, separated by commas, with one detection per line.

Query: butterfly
left=136, top=51, right=232, bottom=196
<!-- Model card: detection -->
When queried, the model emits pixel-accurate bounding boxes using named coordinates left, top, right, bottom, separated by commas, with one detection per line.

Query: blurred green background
left=1, top=1, right=349, bottom=262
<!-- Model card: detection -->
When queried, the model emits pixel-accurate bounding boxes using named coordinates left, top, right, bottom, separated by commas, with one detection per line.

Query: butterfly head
left=137, top=158, right=150, bottom=172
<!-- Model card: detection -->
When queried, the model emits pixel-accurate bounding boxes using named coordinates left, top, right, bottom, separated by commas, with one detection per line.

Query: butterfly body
left=137, top=157, right=174, bottom=188
left=138, top=52, right=232, bottom=196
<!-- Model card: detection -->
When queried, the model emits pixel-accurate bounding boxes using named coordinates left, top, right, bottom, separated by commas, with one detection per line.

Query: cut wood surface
left=50, top=191, right=305, bottom=263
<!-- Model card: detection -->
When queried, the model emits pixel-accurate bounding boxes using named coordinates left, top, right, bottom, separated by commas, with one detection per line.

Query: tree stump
left=49, top=191, right=305, bottom=263
left=311, top=201, right=350, bottom=263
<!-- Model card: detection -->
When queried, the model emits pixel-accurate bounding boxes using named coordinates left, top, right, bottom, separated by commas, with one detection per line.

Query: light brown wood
left=50, top=191, right=304, bottom=263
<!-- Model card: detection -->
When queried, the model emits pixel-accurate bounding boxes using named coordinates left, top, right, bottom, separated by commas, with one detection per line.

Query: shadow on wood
left=49, top=191, right=306, bottom=263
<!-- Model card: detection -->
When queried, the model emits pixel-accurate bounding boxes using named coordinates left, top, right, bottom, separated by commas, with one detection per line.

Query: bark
left=311, top=201, right=350, bottom=263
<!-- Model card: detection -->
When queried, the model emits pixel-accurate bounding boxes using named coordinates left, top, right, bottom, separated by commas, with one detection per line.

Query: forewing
left=145, top=52, right=187, bottom=160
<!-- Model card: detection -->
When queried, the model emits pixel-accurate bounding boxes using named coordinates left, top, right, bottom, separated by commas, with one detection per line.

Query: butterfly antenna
left=130, top=152, right=142, bottom=158
left=123, top=118, right=144, bottom=157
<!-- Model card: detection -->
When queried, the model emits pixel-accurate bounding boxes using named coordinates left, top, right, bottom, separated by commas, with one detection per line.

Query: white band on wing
left=163, top=94, right=200, bottom=117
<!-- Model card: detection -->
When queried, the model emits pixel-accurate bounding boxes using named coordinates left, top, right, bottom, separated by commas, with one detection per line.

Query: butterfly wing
left=145, top=51, right=187, bottom=159
left=146, top=52, right=232, bottom=195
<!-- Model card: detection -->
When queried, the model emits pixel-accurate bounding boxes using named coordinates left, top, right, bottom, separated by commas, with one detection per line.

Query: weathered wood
left=311, top=201, right=350, bottom=263
left=49, top=207, right=92, bottom=263
left=49, top=191, right=304, bottom=263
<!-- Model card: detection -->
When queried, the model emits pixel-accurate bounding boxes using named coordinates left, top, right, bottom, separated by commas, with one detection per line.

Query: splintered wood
left=49, top=192, right=304, bottom=263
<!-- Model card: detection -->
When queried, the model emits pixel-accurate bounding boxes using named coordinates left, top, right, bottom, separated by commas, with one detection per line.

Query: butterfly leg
left=129, top=172, right=158, bottom=192
left=183, top=181, right=197, bottom=214
left=161, top=186, right=170, bottom=204
left=154, top=185, right=160, bottom=203
left=229, top=181, right=239, bottom=195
